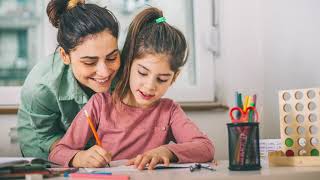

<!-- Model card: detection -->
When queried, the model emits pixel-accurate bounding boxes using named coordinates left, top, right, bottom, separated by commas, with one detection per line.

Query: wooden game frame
left=269, top=88, right=320, bottom=166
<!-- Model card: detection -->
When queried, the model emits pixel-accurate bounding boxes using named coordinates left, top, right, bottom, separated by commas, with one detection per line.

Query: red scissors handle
left=229, top=106, right=259, bottom=123
left=229, top=107, right=245, bottom=123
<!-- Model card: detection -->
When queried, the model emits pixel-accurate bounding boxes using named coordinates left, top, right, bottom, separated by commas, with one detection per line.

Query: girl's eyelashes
left=138, top=71, right=148, bottom=76
left=138, top=70, right=170, bottom=83
left=157, top=78, right=169, bottom=83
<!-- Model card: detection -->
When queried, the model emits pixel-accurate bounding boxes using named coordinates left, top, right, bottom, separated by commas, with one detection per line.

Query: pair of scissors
left=229, top=106, right=259, bottom=123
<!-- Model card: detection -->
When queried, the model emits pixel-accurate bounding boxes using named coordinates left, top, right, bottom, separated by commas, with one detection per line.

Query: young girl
left=49, top=7, right=214, bottom=169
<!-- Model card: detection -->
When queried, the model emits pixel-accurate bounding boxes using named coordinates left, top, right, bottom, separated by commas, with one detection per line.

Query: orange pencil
left=84, top=110, right=110, bottom=167
left=84, top=110, right=102, bottom=146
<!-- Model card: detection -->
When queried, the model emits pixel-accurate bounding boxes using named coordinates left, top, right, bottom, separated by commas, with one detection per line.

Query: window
left=163, top=0, right=216, bottom=102
left=0, top=0, right=44, bottom=105
left=0, top=0, right=216, bottom=106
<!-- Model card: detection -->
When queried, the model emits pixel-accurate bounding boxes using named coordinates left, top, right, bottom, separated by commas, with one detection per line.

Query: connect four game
left=278, top=88, right=320, bottom=157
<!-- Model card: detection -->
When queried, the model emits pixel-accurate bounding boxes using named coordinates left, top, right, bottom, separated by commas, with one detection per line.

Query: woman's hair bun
left=47, top=0, right=85, bottom=28
left=67, top=0, right=85, bottom=10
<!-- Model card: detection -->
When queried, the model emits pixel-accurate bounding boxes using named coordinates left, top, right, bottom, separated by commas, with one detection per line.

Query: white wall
left=0, top=115, right=21, bottom=157
left=190, top=0, right=320, bottom=160
left=262, top=0, right=320, bottom=138
left=202, top=0, right=265, bottom=160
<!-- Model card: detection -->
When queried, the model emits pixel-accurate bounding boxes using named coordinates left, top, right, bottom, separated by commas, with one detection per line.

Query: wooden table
left=48, top=160, right=320, bottom=180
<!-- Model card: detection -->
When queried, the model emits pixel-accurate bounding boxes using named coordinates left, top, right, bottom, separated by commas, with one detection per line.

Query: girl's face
left=60, top=30, right=120, bottom=93
left=124, top=54, right=176, bottom=108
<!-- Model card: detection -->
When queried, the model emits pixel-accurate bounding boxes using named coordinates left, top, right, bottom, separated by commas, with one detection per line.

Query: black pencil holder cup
left=227, top=122, right=261, bottom=171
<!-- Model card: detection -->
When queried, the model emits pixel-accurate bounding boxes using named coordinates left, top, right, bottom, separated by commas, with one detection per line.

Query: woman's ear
left=171, top=71, right=181, bottom=85
left=59, top=47, right=71, bottom=65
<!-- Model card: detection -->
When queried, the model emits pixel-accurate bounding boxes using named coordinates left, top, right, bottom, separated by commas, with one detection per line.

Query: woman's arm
left=21, top=84, right=63, bottom=155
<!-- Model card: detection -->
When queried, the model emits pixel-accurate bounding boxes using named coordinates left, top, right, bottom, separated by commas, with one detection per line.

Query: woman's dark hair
left=114, top=7, right=188, bottom=102
left=47, top=0, right=119, bottom=54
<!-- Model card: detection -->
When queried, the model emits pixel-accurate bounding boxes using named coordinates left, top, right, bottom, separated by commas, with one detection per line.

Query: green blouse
left=17, top=53, right=93, bottom=159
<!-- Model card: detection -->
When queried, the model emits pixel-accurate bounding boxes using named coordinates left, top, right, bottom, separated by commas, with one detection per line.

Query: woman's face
left=61, top=30, right=120, bottom=93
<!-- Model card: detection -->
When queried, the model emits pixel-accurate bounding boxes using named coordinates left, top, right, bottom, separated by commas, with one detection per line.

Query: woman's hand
left=71, top=145, right=112, bottom=167
left=126, top=146, right=177, bottom=170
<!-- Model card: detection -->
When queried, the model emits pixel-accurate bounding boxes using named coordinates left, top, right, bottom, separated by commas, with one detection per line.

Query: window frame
left=165, top=0, right=215, bottom=102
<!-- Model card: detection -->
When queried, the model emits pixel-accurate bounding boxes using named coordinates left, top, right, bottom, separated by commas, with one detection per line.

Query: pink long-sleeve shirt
left=49, top=92, right=214, bottom=167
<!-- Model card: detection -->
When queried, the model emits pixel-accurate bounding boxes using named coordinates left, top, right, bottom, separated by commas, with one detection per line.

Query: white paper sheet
left=83, top=160, right=210, bottom=173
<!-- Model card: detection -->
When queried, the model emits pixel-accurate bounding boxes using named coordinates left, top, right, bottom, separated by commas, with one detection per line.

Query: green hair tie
left=155, top=17, right=166, bottom=24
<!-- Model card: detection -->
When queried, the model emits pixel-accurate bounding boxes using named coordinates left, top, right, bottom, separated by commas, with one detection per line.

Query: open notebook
left=0, top=157, right=78, bottom=179
left=84, top=160, right=214, bottom=173
left=0, top=157, right=54, bottom=168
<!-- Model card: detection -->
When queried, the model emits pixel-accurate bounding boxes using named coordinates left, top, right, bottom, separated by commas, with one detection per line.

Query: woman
left=17, top=0, right=121, bottom=159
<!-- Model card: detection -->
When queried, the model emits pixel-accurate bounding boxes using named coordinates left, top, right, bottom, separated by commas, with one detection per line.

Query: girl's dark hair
left=114, top=7, right=188, bottom=102
left=47, top=0, right=119, bottom=54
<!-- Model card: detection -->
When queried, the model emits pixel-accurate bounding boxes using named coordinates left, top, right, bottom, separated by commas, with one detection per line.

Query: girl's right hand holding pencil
left=70, top=145, right=112, bottom=167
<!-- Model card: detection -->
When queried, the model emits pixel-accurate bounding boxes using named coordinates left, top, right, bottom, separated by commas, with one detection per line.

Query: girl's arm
left=48, top=93, right=105, bottom=167
left=163, top=103, right=215, bottom=163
